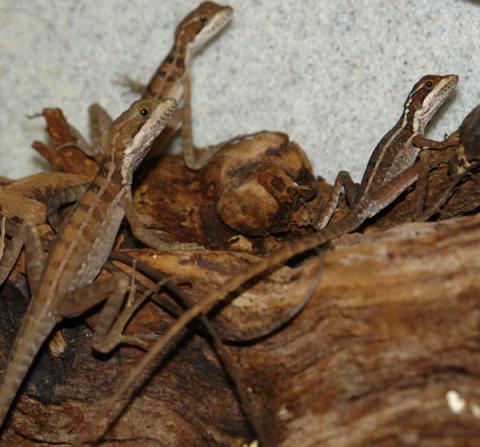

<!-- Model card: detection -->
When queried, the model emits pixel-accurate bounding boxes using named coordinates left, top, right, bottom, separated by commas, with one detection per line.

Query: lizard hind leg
left=419, top=165, right=478, bottom=221
left=179, top=72, right=221, bottom=170
left=93, top=270, right=175, bottom=354
left=54, top=269, right=171, bottom=354
left=55, top=275, right=130, bottom=351
left=88, top=103, right=112, bottom=153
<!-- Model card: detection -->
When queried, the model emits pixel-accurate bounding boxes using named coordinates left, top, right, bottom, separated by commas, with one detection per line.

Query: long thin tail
left=86, top=211, right=362, bottom=441
left=0, top=310, right=56, bottom=428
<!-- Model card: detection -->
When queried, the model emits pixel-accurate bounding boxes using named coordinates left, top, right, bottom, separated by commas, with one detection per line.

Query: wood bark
left=1, top=214, right=480, bottom=446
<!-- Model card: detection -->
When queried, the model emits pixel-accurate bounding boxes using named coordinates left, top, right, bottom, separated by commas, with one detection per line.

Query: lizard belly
left=58, top=204, right=125, bottom=292
left=382, top=141, right=419, bottom=185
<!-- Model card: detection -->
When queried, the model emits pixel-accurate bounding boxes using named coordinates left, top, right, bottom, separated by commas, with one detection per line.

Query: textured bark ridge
left=1, top=215, right=480, bottom=446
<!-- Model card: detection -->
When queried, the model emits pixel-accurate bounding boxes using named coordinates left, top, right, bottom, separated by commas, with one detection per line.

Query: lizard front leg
left=312, top=170, right=359, bottom=230
left=412, top=131, right=461, bottom=150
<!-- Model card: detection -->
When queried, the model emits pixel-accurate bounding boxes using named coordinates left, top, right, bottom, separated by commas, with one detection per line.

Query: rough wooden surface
left=1, top=214, right=480, bottom=446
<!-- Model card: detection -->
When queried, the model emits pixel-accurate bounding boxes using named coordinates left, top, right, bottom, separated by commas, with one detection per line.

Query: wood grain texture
left=1, top=214, right=480, bottom=446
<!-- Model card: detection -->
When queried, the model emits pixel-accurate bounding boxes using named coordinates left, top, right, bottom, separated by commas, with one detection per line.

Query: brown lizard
left=87, top=74, right=461, bottom=440
left=0, top=97, right=178, bottom=428
left=120, top=1, right=234, bottom=169
left=53, top=2, right=233, bottom=171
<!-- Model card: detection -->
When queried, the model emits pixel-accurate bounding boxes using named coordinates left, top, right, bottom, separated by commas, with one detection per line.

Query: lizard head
left=104, top=98, right=177, bottom=184
left=175, top=2, right=234, bottom=55
left=405, top=74, right=458, bottom=133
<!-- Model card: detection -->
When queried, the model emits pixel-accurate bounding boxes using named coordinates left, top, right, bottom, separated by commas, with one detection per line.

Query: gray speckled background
left=0, top=0, right=479, bottom=183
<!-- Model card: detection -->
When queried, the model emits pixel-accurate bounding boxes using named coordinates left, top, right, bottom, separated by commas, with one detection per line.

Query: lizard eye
left=139, top=108, right=149, bottom=117
left=199, top=15, right=208, bottom=26
left=425, top=80, right=433, bottom=89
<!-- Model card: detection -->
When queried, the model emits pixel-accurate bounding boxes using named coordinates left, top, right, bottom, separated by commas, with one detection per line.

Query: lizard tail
left=84, top=209, right=364, bottom=440
left=0, top=312, right=57, bottom=428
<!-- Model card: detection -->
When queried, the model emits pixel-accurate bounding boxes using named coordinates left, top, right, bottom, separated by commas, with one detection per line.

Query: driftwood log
left=1, top=214, right=480, bottom=446
left=1, top=107, right=480, bottom=445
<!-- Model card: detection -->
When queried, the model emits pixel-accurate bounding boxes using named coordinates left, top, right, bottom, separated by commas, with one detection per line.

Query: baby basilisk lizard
left=0, top=97, right=178, bottom=429
left=61, top=2, right=233, bottom=170
left=120, top=1, right=234, bottom=169
left=87, top=74, right=461, bottom=440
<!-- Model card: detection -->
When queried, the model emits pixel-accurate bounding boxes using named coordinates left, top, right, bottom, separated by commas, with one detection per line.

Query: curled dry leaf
left=31, top=107, right=100, bottom=177
left=134, top=131, right=333, bottom=249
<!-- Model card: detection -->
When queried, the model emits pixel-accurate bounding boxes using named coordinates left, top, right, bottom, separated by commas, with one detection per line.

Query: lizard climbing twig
left=36, top=2, right=234, bottom=174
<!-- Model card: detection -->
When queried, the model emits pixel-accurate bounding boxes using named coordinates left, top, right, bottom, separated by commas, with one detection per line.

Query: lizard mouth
left=154, top=98, right=177, bottom=126
left=437, top=75, right=458, bottom=99
left=417, top=75, right=458, bottom=127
